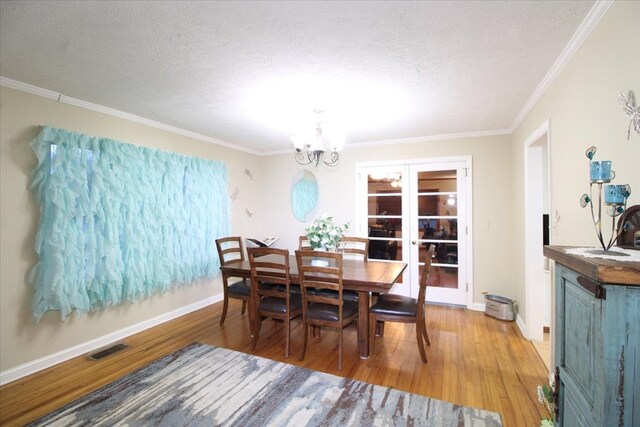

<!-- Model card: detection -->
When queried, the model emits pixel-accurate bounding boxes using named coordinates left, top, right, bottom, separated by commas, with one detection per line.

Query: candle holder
left=579, top=146, right=631, bottom=255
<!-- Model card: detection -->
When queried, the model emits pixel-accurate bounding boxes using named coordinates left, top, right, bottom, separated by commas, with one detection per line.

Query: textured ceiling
left=0, top=1, right=595, bottom=153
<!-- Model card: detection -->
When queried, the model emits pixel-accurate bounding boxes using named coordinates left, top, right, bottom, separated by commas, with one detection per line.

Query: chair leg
left=369, top=313, right=376, bottom=357
left=422, top=316, right=431, bottom=346
left=284, top=316, right=290, bottom=359
left=220, top=293, right=229, bottom=326
left=415, top=320, right=428, bottom=363
left=311, top=325, right=321, bottom=342
left=376, top=320, right=385, bottom=337
left=300, top=321, right=308, bottom=362
left=241, top=300, right=247, bottom=315
left=338, top=327, right=343, bottom=370
left=252, top=318, right=262, bottom=351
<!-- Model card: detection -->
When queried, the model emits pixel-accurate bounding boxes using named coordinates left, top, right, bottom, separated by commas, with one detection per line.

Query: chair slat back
left=215, top=236, right=244, bottom=266
left=295, top=250, right=343, bottom=307
left=416, top=245, right=436, bottom=313
left=248, top=248, right=290, bottom=297
left=338, top=236, right=369, bottom=261
left=298, top=235, right=313, bottom=250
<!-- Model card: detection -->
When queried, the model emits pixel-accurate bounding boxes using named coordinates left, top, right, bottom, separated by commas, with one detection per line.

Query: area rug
left=29, top=343, right=502, bottom=426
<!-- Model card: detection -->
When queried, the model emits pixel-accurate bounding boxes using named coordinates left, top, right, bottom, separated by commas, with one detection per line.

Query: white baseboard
left=0, top=293, right=223, bottom=386
left=469, top=302, right=485, bottom=312
left=515, top=313, right=528, bottom=339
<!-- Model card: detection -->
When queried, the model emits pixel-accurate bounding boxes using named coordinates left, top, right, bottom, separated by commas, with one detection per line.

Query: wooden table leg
left=357, top=291, right=370, bottom=358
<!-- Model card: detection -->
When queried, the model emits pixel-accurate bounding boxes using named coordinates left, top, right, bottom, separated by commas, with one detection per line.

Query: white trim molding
left=510, top=1, right=613, bottom=132
left=264, top=129, right=511, bottom=156
left=0, top=77, right=260, bottom=156
left=516, top=313, right=529, bottom=339
left=523, top=119, right=552, bottom=343
left=469, top=302, right=485, bottom=312
left=0, top=293, right=223, bottom=386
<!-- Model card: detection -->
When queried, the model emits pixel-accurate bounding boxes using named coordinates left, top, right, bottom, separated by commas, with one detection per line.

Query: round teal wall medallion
left=291, top=170, right=319, bottom=222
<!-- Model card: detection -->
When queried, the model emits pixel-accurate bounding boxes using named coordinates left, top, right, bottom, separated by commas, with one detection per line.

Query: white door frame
left=355, top=156, right=474, bottom=308
left=524, top=120, right=552, bottom=342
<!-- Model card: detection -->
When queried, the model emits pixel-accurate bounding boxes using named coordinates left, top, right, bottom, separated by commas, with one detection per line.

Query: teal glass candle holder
left=579, top=146, right=631, bottom=254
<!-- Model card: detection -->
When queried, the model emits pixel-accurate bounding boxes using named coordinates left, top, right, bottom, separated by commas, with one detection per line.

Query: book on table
left=246, top=237, right=279, bottom=247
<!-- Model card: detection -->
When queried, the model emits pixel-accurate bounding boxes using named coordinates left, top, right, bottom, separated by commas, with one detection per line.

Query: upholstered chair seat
left=315, top=289, right=358, bottom=302
left=228, top=278, right=251, bottom=297
left=369, top=294, right=417, bottom=317
left=259, top=295, right=303, bottom=314
left=307, top=300, right=358, bottom=322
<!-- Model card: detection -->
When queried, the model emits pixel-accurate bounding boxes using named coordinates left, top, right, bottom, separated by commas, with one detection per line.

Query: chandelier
left=291, top=110, right=344, bottom=167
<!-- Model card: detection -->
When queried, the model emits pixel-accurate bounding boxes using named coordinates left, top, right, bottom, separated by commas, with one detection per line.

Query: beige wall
left=0, top=87, right=262, bottom=371
left=511, top=1, right=640, bottom=323
left=2, top=0, right=637, bottom=377
left=260, top=134, right=515, bottom=306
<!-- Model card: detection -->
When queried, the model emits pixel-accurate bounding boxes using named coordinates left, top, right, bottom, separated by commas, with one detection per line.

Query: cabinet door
left=559, top=386, right=591, bottom=427
left=555, top=266, right=601, bottom=424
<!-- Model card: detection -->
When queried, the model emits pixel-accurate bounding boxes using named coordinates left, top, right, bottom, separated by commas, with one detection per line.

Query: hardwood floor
left=0, top=301, right=550, bottom=426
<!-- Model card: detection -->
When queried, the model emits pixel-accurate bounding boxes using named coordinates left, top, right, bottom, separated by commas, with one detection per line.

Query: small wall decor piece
left=618, top=90, right=640, bottom=140
left=579, top=146, right=632, bottom=254
left=291, top=170, right=319, bottom=221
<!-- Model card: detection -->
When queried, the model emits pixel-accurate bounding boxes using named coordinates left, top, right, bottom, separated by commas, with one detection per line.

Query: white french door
left=409, top=162, right=468, bottom=305
left=356, top=157, right=472, bottom=306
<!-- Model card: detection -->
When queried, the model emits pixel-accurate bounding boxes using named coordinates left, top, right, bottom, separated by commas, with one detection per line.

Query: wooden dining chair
left=368, top=244, right=436, bottom=363
left=338, top=236, right=369, bottom=261
left=295, top=250, right=358, bottom=370
left=248, top=247, right=302, bottom=358
left=298, top=235, right=313, bottom=250
left=312, top=236, right=366, bottom=304
left=215, top=236, right=250, bottom=325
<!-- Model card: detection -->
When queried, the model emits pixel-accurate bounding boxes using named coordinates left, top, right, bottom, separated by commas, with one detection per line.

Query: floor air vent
left=87, top=343, right=130, bottom=361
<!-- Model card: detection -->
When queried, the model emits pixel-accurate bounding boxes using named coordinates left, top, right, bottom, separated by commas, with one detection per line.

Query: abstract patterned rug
left=30, top=343, right=503, bottom=426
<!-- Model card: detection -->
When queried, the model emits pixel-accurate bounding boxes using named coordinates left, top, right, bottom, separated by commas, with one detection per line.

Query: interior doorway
left=524, top=120, right=551, bottom=366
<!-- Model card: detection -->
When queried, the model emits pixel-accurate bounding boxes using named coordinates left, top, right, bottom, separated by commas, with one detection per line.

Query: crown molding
left=0, top=76, right=261, bottom=156
left=263, top=128, right=512, bottom=156
left=509, top=0, right=614, bottom=133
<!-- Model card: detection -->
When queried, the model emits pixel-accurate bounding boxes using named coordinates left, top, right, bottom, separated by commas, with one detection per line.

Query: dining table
left=220, top=254, right=407, bottom=358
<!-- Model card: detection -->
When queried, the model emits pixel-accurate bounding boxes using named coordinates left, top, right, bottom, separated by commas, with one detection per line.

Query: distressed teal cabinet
left=544, top=246, right=640, bottom=427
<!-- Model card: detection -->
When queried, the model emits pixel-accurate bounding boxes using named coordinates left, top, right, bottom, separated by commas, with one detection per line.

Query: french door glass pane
left=369, top=238, right=403, bottom=261
left=417, top=218, right=458, bottom=240
left=368, top=195, right=402, bottom=216
left=368, top=174, right=402, bottom=193
left=368, top=219, right=402, bottom=239
left=418, top=194, right=457, bottom=216
left=417, top=170, right=457, bottom=192
left=418, top=169, right=458, bottom=193
left=418, top=242, right=458, bottom=265
left=425, top=265, right=458, bottom=289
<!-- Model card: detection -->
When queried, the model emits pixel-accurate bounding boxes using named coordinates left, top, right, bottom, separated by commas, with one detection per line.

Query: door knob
left=411, top=241, right=417, bottom=245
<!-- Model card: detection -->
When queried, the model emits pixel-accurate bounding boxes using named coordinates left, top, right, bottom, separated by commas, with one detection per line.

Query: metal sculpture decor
left=580, top=146, right=632, bottom=254
left=618, top=90, right=640, bottom=140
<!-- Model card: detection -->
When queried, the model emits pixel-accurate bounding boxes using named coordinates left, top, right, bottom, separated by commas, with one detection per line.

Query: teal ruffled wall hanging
left=29, top=126, right=231, bottom=322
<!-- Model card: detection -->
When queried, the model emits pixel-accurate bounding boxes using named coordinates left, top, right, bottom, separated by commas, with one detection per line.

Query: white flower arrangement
left=305, top=214, right=350, bottom=250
